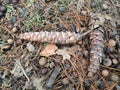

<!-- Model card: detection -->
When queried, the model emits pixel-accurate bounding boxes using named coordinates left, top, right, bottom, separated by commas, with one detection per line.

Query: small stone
left=7, top=39, right=14, bottom=44
left=112, top=58, right=118, bottom=65
left=108, top=39, right=116, bottom=47
left=0, top=6, right=7, bottom=13
left=111, top=74, right=119, bottom=81
left=49, top=62, right=55, bottom=68
left=103, top=58, right=112, bottom=67
left=11, top=27, right=18, bottom=33
left=11, top=0, right=19, bottom=4
left=41, top=67, right=48, bottom=75
left=61, top=78, right=69, bottom=86
left=102, top=69, right=109, bottom=77
left=59, top=7, right=66, bottom=12
left=39, top=58, right=46, bottom=66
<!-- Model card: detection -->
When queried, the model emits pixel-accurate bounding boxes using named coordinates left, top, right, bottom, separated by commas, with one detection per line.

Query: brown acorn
left=7, top=39, right=14, bottom=44
left=39, top=58, right=46, bottom=66
left=102, top=69, right=109, bottom=77
left=11, top=27, right=18, bottom=33
left=108, top=39, right=116, bottom=47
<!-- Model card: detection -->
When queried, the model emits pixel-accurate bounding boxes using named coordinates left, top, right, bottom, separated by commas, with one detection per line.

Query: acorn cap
left=103, top=58, right=112, bottom=66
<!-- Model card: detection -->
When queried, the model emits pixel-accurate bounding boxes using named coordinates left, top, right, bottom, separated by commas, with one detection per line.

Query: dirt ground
left=0, top=0, right=120, bottom=90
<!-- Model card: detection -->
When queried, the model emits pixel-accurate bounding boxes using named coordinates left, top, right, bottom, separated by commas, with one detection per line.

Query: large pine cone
left=19, top=31, right=80, bottom=44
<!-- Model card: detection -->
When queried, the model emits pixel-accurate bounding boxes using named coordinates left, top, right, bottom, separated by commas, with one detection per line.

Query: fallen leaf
left=56, top=49, right=71, bottom=60
left=40, top=44, right=58, bottom=57
left=26, top=42, right=35, bottom=52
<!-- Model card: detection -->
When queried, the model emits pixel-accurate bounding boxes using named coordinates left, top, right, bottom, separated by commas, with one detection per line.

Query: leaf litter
left=0, top=0, right=120, bottom=90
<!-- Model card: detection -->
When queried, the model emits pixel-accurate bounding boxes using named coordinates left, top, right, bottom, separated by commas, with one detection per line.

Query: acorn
left=11, top=27, right=18, bottom=33
left=49, top=62, right=55, bottom=68
left=11, top=0, right=19, bottom=4
left=61, top=78, right=69, bottom=86
left=41, top=67, right=48, bottom=75
left=108, top=39, right=116, bottom=47
left=111, top=74, right=119, bottom=81
left=112, top=58, right=118, bottom=65
left=16, top=39, right=22, bottom=45
left=7, top=39, right=14, bottom=44
left=103, top=58, right=112, bottom=67
left=101, top=69, right=109, bottom=77
left=0, top=5, right=7, bottom=13
left=39, top=57, right=47, bottom=66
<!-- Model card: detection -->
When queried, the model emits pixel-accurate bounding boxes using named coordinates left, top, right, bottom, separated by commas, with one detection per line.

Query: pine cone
left=19, top=31, right=80, bottom=44
left=88, top=16, right=105, bottom=77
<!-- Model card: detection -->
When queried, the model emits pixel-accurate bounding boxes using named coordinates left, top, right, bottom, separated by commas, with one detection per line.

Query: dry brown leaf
left=40, top=44, right=58, bottom=57
left=55, top=49, right=71, bottom=60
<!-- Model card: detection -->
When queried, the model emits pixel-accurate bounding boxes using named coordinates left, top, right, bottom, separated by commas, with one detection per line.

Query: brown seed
left=112, top=58, right=118, bottom=65
left=103, top=58, right=112, bottom=66
left=11, top=27, right=18, bottom=33
left=61, top=78, right=69, bottom=86
left=41, top=67, right=48, bottom=75
left=7, top=39, right=14, bottom=44
left=111, top=74, right=119, bottom=81
left=108, top=39, right=116, bottom=47
left=16, top=39, right=22, bottom=45
left=49, top=62, right=55, bottom=68
left=39, top=58, right=46, bottom=66
left=102, top=69, right=109, bottom=77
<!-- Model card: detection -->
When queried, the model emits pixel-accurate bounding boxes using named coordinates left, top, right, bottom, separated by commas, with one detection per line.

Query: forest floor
left=0, top=0, right=120, bottom=90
